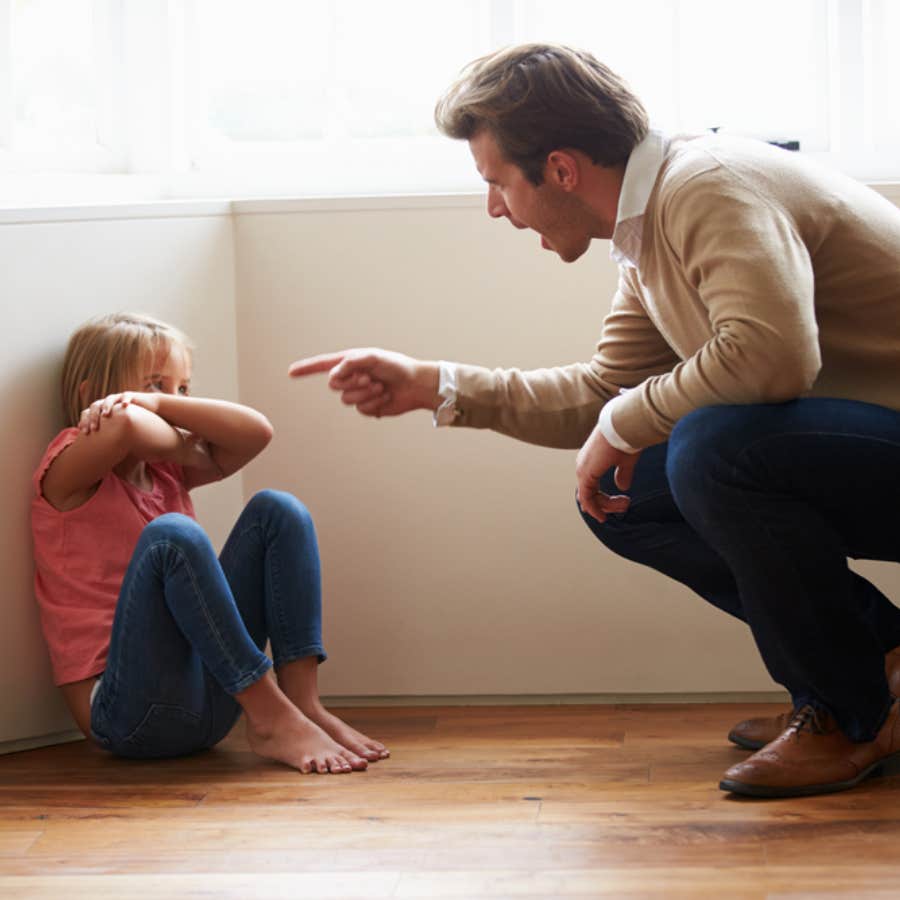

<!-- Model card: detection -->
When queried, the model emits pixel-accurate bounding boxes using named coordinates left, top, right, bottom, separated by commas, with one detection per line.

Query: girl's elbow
left=258, top=415, right=274, bottom=448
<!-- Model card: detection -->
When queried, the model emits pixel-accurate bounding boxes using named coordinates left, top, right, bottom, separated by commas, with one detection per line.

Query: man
left=290, top=44, right=900, bottom=798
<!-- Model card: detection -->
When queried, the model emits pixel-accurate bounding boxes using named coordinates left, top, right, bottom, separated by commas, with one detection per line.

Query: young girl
left=31, top=312, right=387, bottom=774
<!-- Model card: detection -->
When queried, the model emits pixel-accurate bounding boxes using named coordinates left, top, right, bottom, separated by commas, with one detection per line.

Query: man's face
left=468, top=129, right=595, bottom=264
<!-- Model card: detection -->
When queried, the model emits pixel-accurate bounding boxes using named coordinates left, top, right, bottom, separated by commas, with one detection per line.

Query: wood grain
left=1, top=702, right=899, bottom=898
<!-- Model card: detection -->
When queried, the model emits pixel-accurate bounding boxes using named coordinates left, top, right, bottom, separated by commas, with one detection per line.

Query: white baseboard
left=321, top=691, right=791, bottom=707
left=0, top=729, right=84, bottom=756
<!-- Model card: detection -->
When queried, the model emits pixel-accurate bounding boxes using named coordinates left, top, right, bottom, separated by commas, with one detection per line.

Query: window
left=179, top=0, right=491, bottom=195
left=0, top=0, right=898, bottom=202
left=0, top=0, right=122, bottom=171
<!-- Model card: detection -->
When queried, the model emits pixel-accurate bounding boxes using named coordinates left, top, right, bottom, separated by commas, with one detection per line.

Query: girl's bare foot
left=274, top=658, right=390, bottom=762
left=245, top=706, right=368, bottom=774
left=303, top=703, right=390, bottom=762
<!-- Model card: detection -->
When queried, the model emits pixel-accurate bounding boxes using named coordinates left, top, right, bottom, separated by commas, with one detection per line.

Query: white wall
left=231, top=198, right=775, bottom=698
left=7, top=190, right=900, bottom=747
left=0, top=205, right=245, bottom=747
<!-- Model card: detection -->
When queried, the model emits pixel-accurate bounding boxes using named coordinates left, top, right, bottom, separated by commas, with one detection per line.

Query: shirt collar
left=610, top=129, right=670, bottom=269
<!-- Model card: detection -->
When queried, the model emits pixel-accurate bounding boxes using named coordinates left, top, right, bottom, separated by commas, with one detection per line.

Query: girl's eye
left=145, top=380, right=164, bottom=392
left=178, top=385, right=189, bottom=396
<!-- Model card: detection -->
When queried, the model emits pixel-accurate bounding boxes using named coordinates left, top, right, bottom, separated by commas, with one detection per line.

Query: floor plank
left=2, top=702, right=900, bottom=897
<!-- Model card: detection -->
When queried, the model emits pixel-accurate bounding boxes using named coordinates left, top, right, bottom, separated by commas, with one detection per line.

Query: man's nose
left=487, top=186, right=508, bottom=219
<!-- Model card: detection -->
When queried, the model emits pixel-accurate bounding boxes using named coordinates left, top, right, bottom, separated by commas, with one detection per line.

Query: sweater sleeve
left=610, top=173, right=821, bottom=449
left=450, top=269, right=680, bottom=449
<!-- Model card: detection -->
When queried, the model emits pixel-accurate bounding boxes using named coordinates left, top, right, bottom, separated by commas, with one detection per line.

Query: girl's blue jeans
left=90, top=490, right=326, bottom=759
left=581, top=398, right=900, bottom=743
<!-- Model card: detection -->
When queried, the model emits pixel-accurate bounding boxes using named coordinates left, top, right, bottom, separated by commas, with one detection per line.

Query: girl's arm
left=43, top=393, right=272, bottom=509
left=41, top=402, right=197, bottom=510
left=127, top=394, right=273, bottom=489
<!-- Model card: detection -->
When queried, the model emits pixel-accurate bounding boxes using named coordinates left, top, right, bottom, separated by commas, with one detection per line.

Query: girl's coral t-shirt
left=30, top=428, right=196, bottom=686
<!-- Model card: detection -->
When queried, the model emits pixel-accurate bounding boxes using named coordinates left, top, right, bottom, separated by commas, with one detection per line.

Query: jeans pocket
left=116, top=703, right=204, bottom=759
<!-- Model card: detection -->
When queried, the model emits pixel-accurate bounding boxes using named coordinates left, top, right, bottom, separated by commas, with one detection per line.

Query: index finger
left=288, top=352, right=349, bottom=378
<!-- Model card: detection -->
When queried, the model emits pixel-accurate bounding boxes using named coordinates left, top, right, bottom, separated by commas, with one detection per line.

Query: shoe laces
left=787, top=705, right=832, bottom=737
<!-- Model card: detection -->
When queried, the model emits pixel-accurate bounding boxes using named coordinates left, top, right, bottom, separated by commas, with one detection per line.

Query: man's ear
left=544, top=150, right=580, bottom=191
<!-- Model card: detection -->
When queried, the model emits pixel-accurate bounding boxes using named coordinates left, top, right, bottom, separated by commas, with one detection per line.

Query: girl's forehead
left=149, top=342, right=192, bottom=376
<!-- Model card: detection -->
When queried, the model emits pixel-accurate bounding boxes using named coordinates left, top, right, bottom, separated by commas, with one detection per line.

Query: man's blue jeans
left=581, top=398, right=900, bottom=742
left=91, top=490, right=326, bottom=759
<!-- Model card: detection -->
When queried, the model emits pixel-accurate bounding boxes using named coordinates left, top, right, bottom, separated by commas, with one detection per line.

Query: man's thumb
left=614, top=453, right=640, bottom=491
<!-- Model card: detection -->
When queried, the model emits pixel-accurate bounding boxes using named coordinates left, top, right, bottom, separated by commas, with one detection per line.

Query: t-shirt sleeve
left=32, top=428, right=80, bottom=500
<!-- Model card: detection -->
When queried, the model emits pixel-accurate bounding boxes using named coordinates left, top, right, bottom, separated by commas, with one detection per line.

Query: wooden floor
left=2, top=702, right=900, bottom=899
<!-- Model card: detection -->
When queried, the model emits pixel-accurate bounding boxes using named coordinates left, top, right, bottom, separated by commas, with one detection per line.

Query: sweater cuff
left=433, top=360, right=460, bottom=427
left=598, top=395, right=641, bottom=453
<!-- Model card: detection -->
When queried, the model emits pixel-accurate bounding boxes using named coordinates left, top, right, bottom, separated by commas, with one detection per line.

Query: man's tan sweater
left=451, top=134, right=900, bottom=450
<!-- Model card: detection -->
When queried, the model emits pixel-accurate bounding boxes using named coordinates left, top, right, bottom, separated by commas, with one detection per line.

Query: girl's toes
left=342, top=750, right=368, bottom=770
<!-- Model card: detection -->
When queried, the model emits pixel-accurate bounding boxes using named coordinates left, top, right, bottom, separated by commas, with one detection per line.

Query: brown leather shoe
left=728, top=646, right=900, bottom=751
left=720, top=701, right=900, bottom=798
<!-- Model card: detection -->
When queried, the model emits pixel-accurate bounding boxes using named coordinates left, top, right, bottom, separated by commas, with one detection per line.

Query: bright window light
left=0, top=0, right=898, bottom=203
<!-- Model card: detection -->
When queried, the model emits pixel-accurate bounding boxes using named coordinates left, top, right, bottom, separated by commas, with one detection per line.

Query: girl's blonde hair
left=61, top=313, right=193, bottom=427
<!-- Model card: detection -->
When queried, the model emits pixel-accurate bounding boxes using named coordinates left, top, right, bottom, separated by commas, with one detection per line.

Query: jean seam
left=229, top=505, right=312, bottom=666
left=270, top=536, right=294, bottom=663
left=159, top=539, right=246, bottom=679
left=227, top=657, right=273, bottom=695
left=737, top=429, right=900, bottom=459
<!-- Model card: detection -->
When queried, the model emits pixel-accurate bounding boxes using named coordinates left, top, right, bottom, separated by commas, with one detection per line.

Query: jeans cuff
left=273, top=645, right=327, bottom=669
left=226, top=656, right=274, bottom=695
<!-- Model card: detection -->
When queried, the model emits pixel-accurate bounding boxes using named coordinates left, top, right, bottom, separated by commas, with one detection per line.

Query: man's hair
left=61, top=312, right=193, bottom=427
left=435, top=43, right=649, bottom=185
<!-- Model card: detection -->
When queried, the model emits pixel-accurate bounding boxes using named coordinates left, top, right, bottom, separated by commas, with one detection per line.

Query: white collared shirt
left=599, top=129, right=671, bottom=451
left=610, top=129, right=670, bottom=270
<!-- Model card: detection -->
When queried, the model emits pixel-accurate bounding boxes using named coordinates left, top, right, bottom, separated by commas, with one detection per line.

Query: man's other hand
left=575, top=423, right=641, bottom=522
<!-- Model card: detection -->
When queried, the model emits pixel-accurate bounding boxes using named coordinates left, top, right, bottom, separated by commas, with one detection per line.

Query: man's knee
left=666, top=404, right=784, bottom=521
left=668, top=405, right=745, bottom=486
left=576, top=493, right=667, bottom=563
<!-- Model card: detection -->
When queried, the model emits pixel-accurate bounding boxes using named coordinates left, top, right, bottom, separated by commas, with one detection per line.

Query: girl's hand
left=78, top=392, right=136, bottom=434
left=78, top=391, right=161, bottom=434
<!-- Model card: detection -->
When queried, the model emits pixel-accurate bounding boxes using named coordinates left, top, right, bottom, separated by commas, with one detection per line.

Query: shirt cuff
left=598, top=395, right=640, bottom=453
left=433, top=360, right=460, bottom=427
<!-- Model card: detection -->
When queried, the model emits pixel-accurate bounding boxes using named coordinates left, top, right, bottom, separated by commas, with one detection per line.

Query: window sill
left=0, top=183, right=897, bottom=226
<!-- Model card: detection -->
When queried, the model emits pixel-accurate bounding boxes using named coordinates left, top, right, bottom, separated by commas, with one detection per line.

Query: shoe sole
left=719, top=750, right=900, bottom=798
left=727, top=730, right=767, bottom=752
